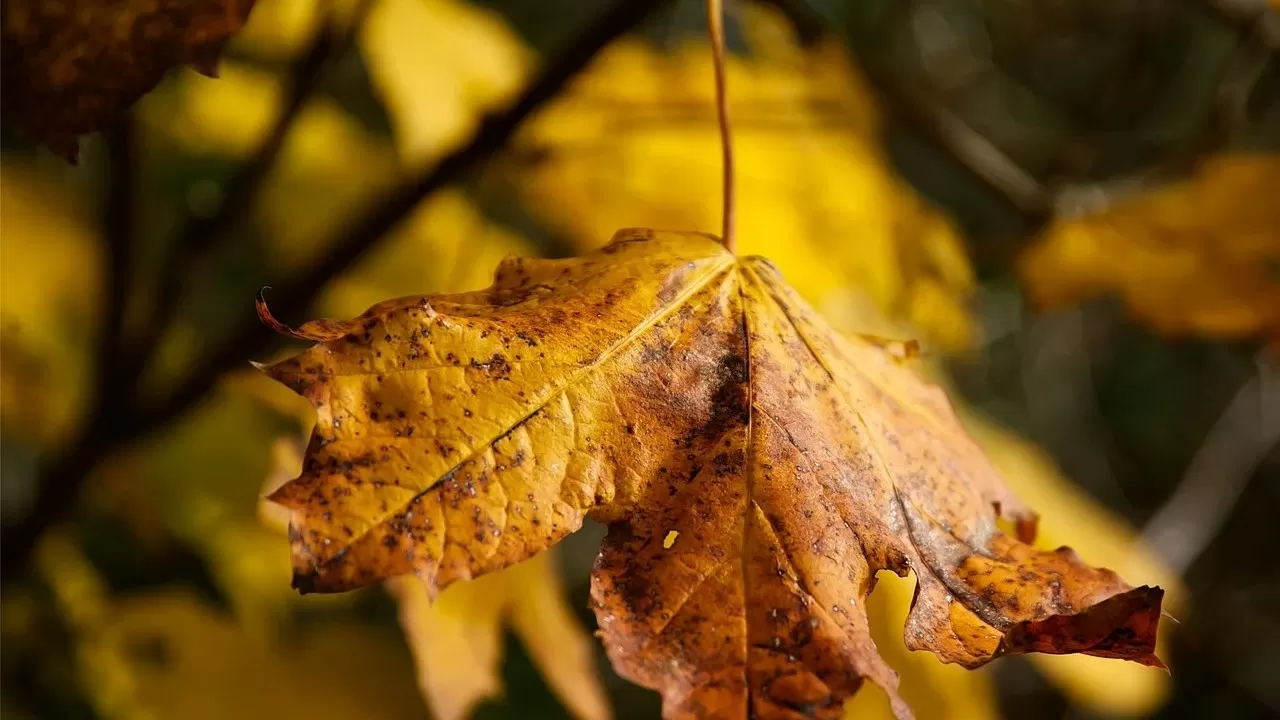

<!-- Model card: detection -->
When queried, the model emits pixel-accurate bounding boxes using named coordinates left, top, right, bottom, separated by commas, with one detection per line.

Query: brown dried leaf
left=262, top=230, right=1164, bottom=719
left=1, top=0, right=257, bottom=159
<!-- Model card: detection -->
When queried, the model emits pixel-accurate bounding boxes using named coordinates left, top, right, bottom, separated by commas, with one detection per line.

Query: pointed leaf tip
left=187, top=43, right=224, bottom=78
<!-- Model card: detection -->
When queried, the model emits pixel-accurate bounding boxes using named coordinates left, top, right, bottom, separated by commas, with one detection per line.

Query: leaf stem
left=707, top=0, right=736, bottom=252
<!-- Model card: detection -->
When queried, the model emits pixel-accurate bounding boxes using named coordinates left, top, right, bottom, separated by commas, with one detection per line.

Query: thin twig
left=707, top=0, right=736, bottom=251
left=1142, top=351, right=1280, bottom=574
left=1019, top=308, right=1134, bottom=513
left=754, top=0, right=1274, bottom=228
left=0, top=0, right=671, bottom=580
left=893, top=81, right=1052, bottom=216
left=98, top=116, right=136, bottom=402
left=1203, top=0, right=1280, bottom=50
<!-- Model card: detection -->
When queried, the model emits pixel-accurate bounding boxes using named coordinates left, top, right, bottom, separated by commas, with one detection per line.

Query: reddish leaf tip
left=997, top=585, right=1165, bottom=665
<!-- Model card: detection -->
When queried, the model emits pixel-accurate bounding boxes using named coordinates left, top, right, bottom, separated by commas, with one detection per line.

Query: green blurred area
left=2, top=1, right=1278, bottom=719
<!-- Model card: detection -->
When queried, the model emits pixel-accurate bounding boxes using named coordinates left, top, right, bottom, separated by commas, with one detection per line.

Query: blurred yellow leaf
left=389, top=553, right=610, bottom=720
left=510, top=8, right=976, bottom=350
left=139, top=61, right=283, bottom=157
left=195, top=0, right=529, bottom=170
left=136, top=376, right=342, bottom=640
left=36, top=525, right=421, bottom=720
left=503, top=560, right=611, bottom=720
left=319, top=190, right=530, bottom=318
left=230, top=0, right=345, bottom=59
left=0, top=160, right=99, bottom=447
left=95, top=591, right=424, bottom=720
left=360, top=0, right=530, bottom=167
left=99, top=591, right=422, bottom=720
left=36, top=534, right=140, bottom=720
left=138, top=34, right=523, bottom=287
left=1020, top=154, right=1280, bottom=338
left=963, top=411, right=1182, bottom=717
left=253, top=100, right=401, bottom=269
left=139, top=58, right=402, bottom=270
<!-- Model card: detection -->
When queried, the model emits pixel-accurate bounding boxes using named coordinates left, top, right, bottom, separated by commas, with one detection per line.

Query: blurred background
left=2, top=0, right=1278, bottom=718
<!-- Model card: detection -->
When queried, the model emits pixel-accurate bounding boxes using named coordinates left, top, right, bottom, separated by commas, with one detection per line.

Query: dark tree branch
left=0, top=0, right=671, bottom=581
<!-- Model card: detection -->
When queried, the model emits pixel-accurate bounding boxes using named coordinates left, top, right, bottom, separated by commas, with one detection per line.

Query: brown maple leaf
left=259, top=229, right=1163, bottom=720
left=1, top=0, right=257, bottom=160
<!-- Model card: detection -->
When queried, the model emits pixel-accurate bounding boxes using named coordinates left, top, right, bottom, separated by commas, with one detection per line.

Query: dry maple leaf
left=1, top=0, right=256, bottom=160
left=260, top=229, right=1164, bottom=719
